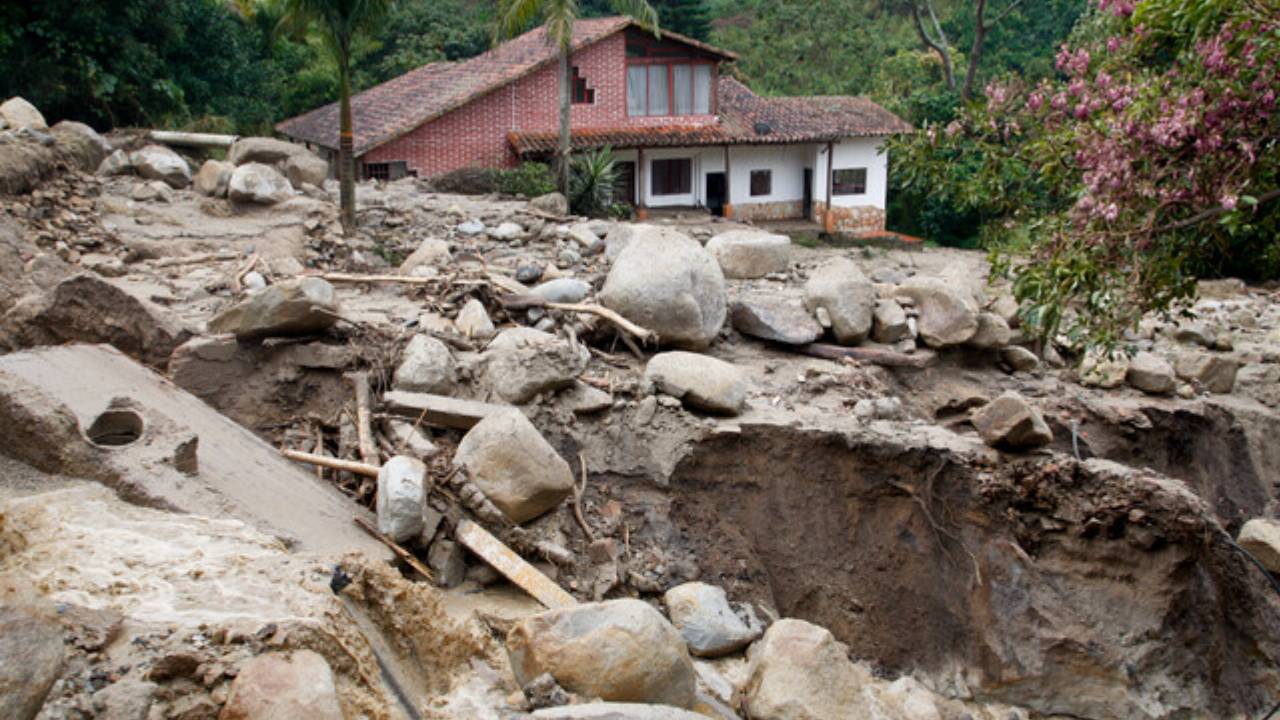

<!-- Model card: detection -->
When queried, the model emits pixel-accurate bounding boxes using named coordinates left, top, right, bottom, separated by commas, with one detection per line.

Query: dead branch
left=500, top=294, right=657, bottom=344
left=153, top=250, right=240, bottom=268
left=282, top=448, right=380, bottom=477
left=354, top=516, right=435, bottom=582
left=346, top=372, right=379, bottom=465
left=313, top=272, right=438, bottom=285
left=794, top=342, right=937, bottom=368
left=572, top=453, right=596, bottom=543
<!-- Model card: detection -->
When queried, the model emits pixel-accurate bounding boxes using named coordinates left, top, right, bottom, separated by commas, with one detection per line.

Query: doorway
left=803, top=168, right=813, bottom=220
left=706, top=172, right=727, bottom=216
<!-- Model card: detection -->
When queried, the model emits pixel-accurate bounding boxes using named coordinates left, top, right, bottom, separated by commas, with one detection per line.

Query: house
left=276, top=17, right=912, bottom=234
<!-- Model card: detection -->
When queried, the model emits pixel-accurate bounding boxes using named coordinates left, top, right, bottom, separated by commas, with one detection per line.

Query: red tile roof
left=508, top=77, right=913, bottom=154
left=275, top=17, right=734, bottom=154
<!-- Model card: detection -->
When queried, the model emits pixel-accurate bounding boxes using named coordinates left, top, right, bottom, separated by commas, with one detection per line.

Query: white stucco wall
left=613, top=137, right=889, bottom=211
left=811, top=137, right=890, bottom=210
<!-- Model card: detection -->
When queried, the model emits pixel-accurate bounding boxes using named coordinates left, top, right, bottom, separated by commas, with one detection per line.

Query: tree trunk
left=338, top=51, right=357, bottom=233
left=910, top=3, right=955, bottom=91
left=557, top=47, right=572, bottom=196
left=961, top=0, right=988, bottom=102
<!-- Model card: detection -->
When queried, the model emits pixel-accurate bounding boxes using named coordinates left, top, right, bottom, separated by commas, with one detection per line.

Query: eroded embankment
left=660, top=424, right=1280, bottom=719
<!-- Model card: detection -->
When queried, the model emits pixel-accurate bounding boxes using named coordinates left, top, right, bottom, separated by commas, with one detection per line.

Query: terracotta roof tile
left=509, top=77, right=913, bottom=154
left=275, top=17, right=734, bottom=154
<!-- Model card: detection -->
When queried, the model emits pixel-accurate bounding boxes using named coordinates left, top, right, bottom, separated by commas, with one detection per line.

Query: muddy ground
left=1, top=136, right=1279, bottom=720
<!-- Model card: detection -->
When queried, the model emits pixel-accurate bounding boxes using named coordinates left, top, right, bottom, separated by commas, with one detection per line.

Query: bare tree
left=898, top=0, right=1028, bottom=101
left=908, top=0, right=955, bottom=92
left=961, top=0, right=1026, bottom=101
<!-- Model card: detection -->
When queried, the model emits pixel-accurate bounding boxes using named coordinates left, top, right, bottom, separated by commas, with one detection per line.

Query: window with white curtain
left=627, top=66, right=647, bottom=116
left=647, top=65, right=669, bottom=116
left=673, top=65, right=693, bottom=115
left=693, top=65, right=712, bottom=114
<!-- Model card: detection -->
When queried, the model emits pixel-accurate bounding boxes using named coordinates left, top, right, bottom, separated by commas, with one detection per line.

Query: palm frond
left=495, top=0, right=549, bottom=42
left=610, top=0, right=660, bottom=37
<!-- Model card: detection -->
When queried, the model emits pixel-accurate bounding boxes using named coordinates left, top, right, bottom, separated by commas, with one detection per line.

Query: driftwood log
left=794, top=342, right=937, bottom=369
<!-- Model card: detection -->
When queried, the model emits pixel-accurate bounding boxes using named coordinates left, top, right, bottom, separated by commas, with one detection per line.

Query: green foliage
left=352, top=0, right=490, bottom=87
left=569, top=147, right=619, bottom=217
left=496, top=162, right=558, bottom=197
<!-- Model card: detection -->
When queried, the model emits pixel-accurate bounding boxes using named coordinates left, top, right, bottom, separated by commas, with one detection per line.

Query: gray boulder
left=220, top=650, right=343, bottom=720
left=400, top=238, right=452, bottom=275
left=803, top=258, right=876, bottom=345
left=0, top=97, right=47, bottom=130
left=96, top=149, right=132, bottom=177
left=664, top=582, right=761, bottom=658
left=207, top=277, right=338, bottom=339
left=744, top=618, right=874, bottom=720
left=705, top=230, right=790, bottom=279
left=455, top=298, right=496, bottom=339
left=1001, top=346, right=1040, bottom=373
left=376, top=456, right=426, bottom=543
left=1126, top=351, right=1176, bottom=395
left=972, top=391, right=1052, bottom=450
left=730, top=298, right=822, bottom=346
left=284, top=153, right=329, bottom=187
left=228, top=136, right=311, bottom=166
left=393, top=334, right=455, bottom=393
left=228, top=163, right=294, bottom=205
left=600, top=226, right=726, bottom=350
left=508, top=599, right=696, bottom=708
left=490, top=221, right=526, bottom=241
left=530, top=192, right=569, bottom=216
left=1174, top=352, right=1239, bottom=394
left=0, top=603, right=64, bottom=720
left=194, top=159, right=233, bottom=197
left=871, top=299, right=911, bottom=344
left=130, top=145, right=191, bottom=188
left=531, top=278, right=592, bottom=304
left=457, top=219, right=486, bottom=236
left=895, top=277, right=979, bottom=348
left=967, top=312, right=1013, bottom=350
left=644, top=351, right=746, bottom=415
left=453, top=407, right=574, bottom=523
left=483, top=327, right=587, bottom=404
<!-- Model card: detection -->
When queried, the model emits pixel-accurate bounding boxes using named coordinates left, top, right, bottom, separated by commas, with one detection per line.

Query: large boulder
left=663, top=582, right=761, bottom=658
left=508, top=599, right=696, bottom=708
left=530, top=192, right=569, bottom=216
left=220, top=650, right=343, bottom=720
left=1174, top=352, right=1239, bottom=394
left=284, top=153, right=329, bottom=187
left=871, top=299, right=911, bottom=344
left=1126, top=351, right=1176, bottom=395
left=743, top=618, right=874, bottom=720
left=482, top=327, right=587, bottom=404
left=0, top=273, right=190, bottom=367
left=730, top=298, right=822, bottom=346
left=1238, top=519, right=1280, bottom=575
left=644, top=352, right=746, bottom=416
left=0, top=97, right=47, bottom=130
left=96, top=149, right=133, bottom=177
left=803, top=258, right=876, bottom=345
left=972, top=391, right=1053, bottom=450
left=130, top=145, right=191, bottom=188
left=967, top=312, right=1013, bottom=350
left=228, top=162, right=294, bottom=205
left=894, top=277, right=979, bottom=348
left=705, top=230, right=790, bottom=279
left=376, top=456, right=427, bottom=543
left=207, top=277, right=338, bottom=339
left=600, top=226, right=726, bottom=350
left=228, top=137, right=311, bottom=166
left=400, top=238, right=452, bottom=276
left=393, top=334, right=455, bottom=394
left=194, top=159, right=233, bottom=198
left=453, top=407, right=574, bottom=523
left=50, top=121, right=110, bottom=171
left=0, top=603, right=65, bottom=720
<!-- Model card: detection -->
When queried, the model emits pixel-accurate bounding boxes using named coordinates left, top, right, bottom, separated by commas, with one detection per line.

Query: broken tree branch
left=354, top=516, right=435, bottom=581
left=572, top=453, right=596, bottom=543
left=281, top=448, right=380, bottom=477
left=500, top=295, right=657, bottom=344
left=794, top=342, right=937, bottom=368
left=347, top=372, right=379, bottom=465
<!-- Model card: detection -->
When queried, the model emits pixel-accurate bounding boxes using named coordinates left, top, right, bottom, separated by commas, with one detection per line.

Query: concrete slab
left=0, top=344, right=387, bottom=558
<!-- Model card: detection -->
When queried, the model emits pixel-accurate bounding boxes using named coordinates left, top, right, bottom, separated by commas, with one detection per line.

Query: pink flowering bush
left=890, top=0, right=1280, bottom=346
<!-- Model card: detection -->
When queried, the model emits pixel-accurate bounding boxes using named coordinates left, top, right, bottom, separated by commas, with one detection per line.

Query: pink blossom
left=1221, top=194, right=1238, bottom=210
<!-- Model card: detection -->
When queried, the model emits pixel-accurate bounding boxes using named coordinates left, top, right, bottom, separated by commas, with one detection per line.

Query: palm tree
left=496, top=0, right=659, bottom=195
left=280, top=0, right=395, bottom=231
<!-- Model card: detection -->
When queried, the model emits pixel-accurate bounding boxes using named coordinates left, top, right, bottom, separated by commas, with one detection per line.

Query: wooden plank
left=795, top=342, right=937, bottom=369
left=281, top=449, right=381, bottom=477
left=383, top=391, right=507, bottom=430
left=455, top=520, right=577, bottom=610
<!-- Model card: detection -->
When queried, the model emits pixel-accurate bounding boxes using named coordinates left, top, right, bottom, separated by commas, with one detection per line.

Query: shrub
left=495, top=161, right=556, bottom=197
left=430, top=166, right=500, bottom=194
left=569, top=147, right=618, bottom=217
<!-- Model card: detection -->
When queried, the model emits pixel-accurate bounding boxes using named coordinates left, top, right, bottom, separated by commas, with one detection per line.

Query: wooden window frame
left=571, top=66, right=595, bottom=105
left=625, top=60, right=717, bottom=117
left=749, top=169, right=772, bottom=197
left=650, top=158, right=692, bottom=196
left=832, top=167, right=868, bottom=196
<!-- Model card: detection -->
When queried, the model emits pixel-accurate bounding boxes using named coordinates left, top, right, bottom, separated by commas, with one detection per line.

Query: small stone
left=1080, top=348, right=1129, bottom=389
left=490, top=221, right=526, bottom=241
left=455, top=298, right=496, bottom=339
left=457, top=219, right=486, bottom=236
left=644, top=352, right=747, bottom=415
left=967, top=312, right=1013, bottom=350
left=1001, top=346, right=1040, bottom=373
left=194, top=159, right=233, bottom=197
left=393, top=334, right=456, bottom=393
left=130, top=145, right=191, bottom=188
left=871, top=299, right=911, bottom=344
left=530, top=192, right=569, bottom=216
left=972, top=391, right=1053, bottom=450
left=220, top=650, right=343, bottom=720
left=1126, top=351, right=1176, bottom=395
left=730, top=298, right=822, bottom=346
left=376, top=456, right=427, bottom=543
left=562, top=383, right=613, bottom=415
left=664, top=582, right=761, bottom=658
left=428, top=538, right=467, bottom=588
left=207, top=277, right=337, bottom=339
left=243, top=271, right=267, bottom=291
left=385, top=420, right=437, bottom=458
left=1238, top=519, right=1280, bottom=575
left=517, top=264, right=544, bottom=284
left=1174, top=352, right=1239, bottom=394
left=557, top=247, right=582, bottom=268
left=1174, top=322, right=1217, bottom=348
left=531, top=278, right=591, bottom=304
left=400, top=238, right=451, bottom=275
left=97, top=149, right=132, bottom=177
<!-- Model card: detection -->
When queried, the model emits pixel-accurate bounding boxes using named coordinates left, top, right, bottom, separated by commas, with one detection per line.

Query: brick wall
left=363, top=30, right=719, bottom=178
left=814, top=202, right=886, bottom=234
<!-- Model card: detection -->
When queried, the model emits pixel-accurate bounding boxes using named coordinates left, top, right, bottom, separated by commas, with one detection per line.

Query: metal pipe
left=148, top=130, right=238, bottom=149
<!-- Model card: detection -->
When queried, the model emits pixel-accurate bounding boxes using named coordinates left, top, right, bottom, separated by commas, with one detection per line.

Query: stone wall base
left=728, top=199, right=806, bottom=223
left=814, top=202, right=886, bottom=235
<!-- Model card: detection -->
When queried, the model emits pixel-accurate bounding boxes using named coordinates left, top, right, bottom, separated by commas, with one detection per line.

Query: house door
left=615, top=161, right=637, bottom=206
left=803, top=168, right=813, bottom=220
left=706, top=172, right=727, bottom=216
